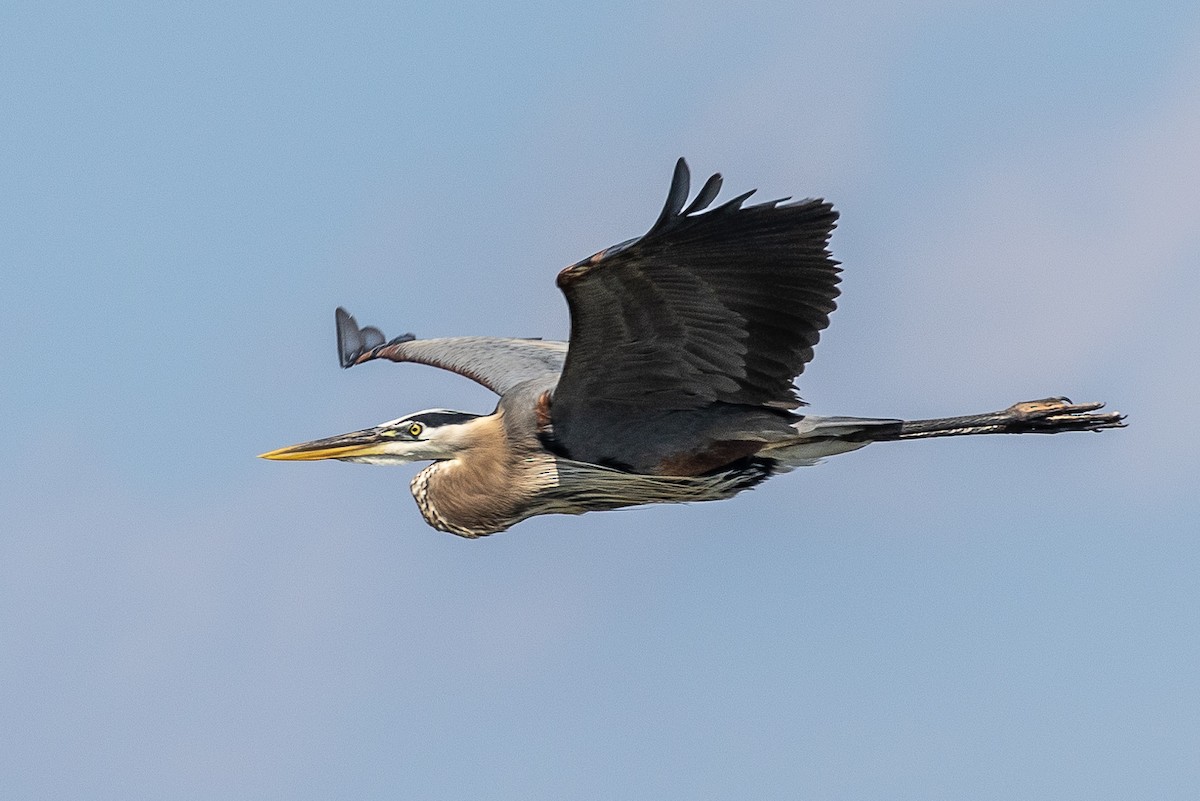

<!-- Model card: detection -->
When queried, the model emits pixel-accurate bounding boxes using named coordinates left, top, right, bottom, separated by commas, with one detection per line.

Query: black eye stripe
left=406, top=411, right=480, bottom=428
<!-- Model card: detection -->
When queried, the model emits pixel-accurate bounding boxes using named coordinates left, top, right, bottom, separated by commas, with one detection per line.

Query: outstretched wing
left=336, top=307, right=565, bottom=396
left=550, top=159, right=841, bottom=456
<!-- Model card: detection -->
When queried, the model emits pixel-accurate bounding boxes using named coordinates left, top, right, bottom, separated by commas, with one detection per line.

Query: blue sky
left=2, top=2, right=1198, bottom=798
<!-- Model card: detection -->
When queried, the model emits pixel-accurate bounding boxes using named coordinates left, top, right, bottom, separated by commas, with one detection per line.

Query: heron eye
left=408, top=422, right=423, bottom=438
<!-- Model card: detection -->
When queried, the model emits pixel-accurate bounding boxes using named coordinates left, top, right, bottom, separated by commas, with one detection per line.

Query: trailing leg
left=880, top=396, right=1125, bottom=441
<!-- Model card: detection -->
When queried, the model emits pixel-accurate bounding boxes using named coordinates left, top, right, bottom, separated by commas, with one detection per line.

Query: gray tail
left=761, top=415, right=903, bottom=468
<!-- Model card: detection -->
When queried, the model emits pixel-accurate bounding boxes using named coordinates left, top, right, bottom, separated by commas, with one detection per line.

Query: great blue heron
left=261, top=159, right=1123, bottom=537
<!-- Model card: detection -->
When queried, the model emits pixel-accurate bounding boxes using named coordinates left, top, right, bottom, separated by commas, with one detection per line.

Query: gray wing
left=549, top=159, right=840, bottom=465
left=336, top=307, right=565, bottom=396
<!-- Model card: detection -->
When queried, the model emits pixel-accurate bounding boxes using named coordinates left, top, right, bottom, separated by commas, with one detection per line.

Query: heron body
left=262, top=160, right=1123, bottom=537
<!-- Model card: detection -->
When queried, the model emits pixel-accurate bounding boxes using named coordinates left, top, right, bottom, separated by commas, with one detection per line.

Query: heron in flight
left=261, top=160, right=1123, bottom=537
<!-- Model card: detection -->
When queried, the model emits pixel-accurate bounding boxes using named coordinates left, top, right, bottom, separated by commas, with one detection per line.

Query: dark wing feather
left=552, top=160, right=840, bottom=448
left=336, top=307, right=565, bottom=396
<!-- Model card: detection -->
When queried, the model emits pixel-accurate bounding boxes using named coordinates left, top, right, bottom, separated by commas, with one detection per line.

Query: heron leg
left=884, top=396, right=1125, bottom=440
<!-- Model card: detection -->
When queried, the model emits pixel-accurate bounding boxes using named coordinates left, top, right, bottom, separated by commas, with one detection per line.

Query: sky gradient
left=3, top=2, right=1198, bottom=799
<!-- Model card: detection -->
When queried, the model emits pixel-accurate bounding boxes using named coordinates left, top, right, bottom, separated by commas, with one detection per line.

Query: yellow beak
left=258, top=429, right=390, bottom=461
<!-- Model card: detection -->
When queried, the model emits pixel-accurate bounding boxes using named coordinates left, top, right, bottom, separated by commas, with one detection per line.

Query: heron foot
left=1004, top=397, right=1125, bottom=432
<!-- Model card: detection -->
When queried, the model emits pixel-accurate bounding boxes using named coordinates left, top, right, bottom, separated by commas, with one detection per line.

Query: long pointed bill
left=258, top=427, right=392, bottom=461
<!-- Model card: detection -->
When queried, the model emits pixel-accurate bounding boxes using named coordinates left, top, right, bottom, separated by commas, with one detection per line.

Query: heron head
left=259, top=409, right=484, bottom=465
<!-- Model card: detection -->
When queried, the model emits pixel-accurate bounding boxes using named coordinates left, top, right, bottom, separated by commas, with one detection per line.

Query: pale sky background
left=3, top=2, right=1199, bottom=799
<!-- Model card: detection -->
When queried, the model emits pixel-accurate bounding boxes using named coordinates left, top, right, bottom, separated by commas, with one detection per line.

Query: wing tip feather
left=651, top=158, right=692, bottom=232
left=335, top=306, right=362, bottom=368
left=335, top=306, right=414, bottom=368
